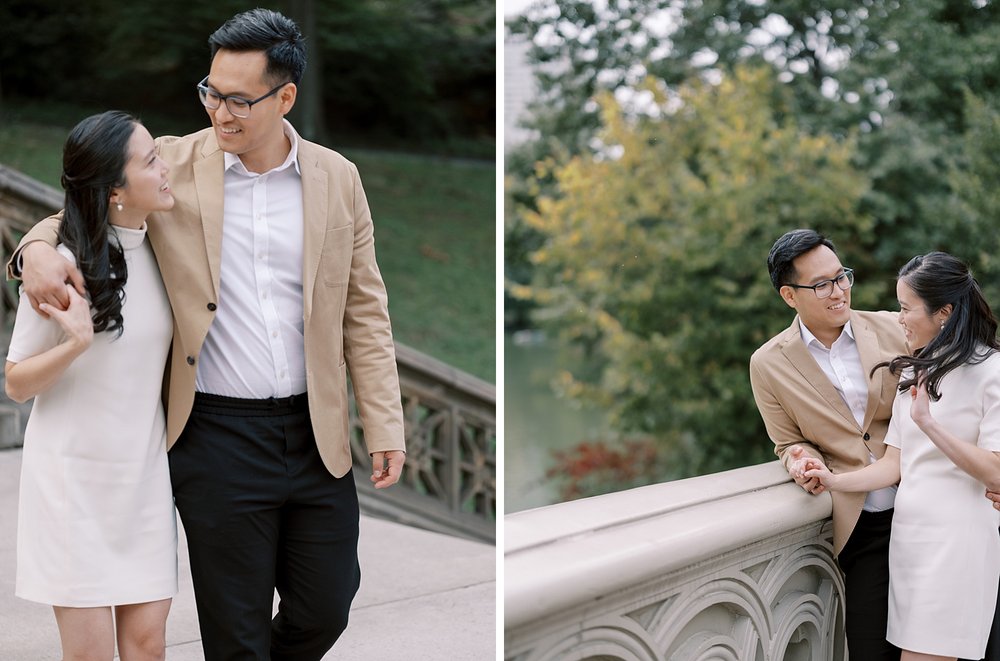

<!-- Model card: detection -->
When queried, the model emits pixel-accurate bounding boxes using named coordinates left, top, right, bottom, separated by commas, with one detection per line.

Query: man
left=749, top=229, right=906, bottom=661
left=12, top=9, right=405, bottom=660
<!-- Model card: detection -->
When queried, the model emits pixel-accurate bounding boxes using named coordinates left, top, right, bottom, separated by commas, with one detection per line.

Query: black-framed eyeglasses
left=197, top=76, right=291, bottom=118
left=786, top=268, right=855, bottom=299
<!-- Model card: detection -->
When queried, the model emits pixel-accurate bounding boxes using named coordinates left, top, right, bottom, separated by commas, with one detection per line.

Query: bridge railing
left=0, top=163, right=496, bottom=543
left=504, top=461, right=845, bottom=661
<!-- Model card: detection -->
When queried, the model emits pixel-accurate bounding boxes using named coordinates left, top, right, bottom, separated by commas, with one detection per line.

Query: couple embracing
left=751, top=229, right=1000, bottom=661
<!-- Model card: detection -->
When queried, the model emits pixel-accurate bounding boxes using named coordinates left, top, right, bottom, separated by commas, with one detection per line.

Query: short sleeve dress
left=10, top=224, right=177, bottom=607
left=883, top=351, right=1000, bottom=658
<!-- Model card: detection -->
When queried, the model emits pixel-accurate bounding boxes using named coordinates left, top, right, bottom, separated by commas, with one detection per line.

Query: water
left=504, top=332, right=612, bottom=513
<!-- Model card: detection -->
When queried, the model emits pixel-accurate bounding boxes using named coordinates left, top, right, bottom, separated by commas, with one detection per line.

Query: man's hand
left=42, top=285, right=93, bottom=350
left=986, top=489, right=1000, bottom=511
left=20, top=241, right=85, bottom=317
left=787, top=444, right=828, bottom=495
left=370, top=450, right=405, bottom=489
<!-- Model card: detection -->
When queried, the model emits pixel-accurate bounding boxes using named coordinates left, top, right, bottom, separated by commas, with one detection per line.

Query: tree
left=519, top=67, right=874, bottom=477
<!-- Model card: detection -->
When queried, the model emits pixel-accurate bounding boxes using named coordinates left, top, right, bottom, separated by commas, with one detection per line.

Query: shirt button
left=186, top=356, right=196, bottom=365
left=863, top=432, right=871, bottom=441
left=207, top=302, right=217, bottom=311
left=272, top=331, right=278, bottom=338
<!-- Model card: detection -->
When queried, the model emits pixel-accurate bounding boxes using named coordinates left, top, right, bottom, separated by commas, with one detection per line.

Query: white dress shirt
left=195, top=121, right=307, bottom=398
left=800, top=320, right=897, bottom=511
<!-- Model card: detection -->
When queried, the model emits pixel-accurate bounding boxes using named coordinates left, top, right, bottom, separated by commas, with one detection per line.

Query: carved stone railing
left=350, top=344, right=496, bottom=543
left=0, top=164, right=62, bottom=325
left=505, top=461, right=845, bottom=661
left=0, top=163, right=496, bottom=543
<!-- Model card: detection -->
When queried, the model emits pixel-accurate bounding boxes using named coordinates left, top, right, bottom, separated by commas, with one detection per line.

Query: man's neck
left=238, top=132, right=291, bottom=175
left=802, top=320, right=847, bottom=350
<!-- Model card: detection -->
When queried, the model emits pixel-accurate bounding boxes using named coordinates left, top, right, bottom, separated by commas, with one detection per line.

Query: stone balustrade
left=505, top=461, right=846, bottom=660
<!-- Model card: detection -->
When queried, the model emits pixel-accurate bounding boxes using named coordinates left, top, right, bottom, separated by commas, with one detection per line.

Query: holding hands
left=788, top=445, right=829, bottom=495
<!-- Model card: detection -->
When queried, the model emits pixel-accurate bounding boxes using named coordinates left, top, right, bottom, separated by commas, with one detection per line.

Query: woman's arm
left=4, top=285, right=93, bottom=403
left=803, top=445, right=901, bottom=493
left=910, top=382, right=1000, bottom=491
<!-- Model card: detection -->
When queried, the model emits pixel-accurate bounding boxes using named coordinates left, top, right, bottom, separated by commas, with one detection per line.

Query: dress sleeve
left=883, top=389, right=905, bottom=450
left=5, top=288, right=65, bottom=363
left=977, top=356, right=1000, bottom=451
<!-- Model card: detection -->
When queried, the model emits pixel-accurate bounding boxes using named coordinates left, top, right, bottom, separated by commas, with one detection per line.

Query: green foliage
left=0, top=0, right=494, bottom=154
left=507, top=0, right=1000, bottom=487
left=520, top=67, right=873, bottom=477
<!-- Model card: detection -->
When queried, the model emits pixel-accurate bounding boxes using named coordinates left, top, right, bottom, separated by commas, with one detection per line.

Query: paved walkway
left=0, top=448, right=496, bottom=659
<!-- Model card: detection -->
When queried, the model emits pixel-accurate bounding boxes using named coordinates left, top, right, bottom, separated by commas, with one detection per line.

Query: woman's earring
left=116, top=202, right=123, bottom=212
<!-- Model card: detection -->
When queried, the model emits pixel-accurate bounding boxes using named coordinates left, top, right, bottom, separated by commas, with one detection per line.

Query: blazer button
left=207, top=302, right=217, bottom=311
left=186, top=356, right=196, bottom=365
left=863, top=432, right=871, bottom=441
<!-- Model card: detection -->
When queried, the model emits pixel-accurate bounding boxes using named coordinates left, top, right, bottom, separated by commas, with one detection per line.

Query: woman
left=804, top=251, right=1000, bottom=661
left=5, top=111, right=175, bottom=660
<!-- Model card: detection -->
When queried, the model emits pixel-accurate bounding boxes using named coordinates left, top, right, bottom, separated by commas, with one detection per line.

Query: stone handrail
left=505, top=461, right=845, bottom=660
left=0, top=163, right=496, bottom=543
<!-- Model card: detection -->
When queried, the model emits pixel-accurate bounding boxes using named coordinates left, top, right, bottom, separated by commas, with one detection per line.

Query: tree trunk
left=285, top=0, right=329, bottom=145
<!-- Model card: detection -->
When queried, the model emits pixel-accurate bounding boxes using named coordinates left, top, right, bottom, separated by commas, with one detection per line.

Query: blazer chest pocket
left=321, top=225, right=354, bottom=286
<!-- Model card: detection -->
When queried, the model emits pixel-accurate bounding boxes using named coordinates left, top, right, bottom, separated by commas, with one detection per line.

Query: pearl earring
left=116, top=202, right=123, bottom=212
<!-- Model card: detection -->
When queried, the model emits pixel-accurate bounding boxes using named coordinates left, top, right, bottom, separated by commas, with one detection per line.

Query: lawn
left=0, top=109, right=495, bottom=381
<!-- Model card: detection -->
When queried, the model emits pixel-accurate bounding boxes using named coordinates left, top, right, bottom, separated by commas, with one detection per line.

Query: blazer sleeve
left=341, top=162, right=406, bottom=454
left=6, top=212, right=63, bottom=280
left=749, top=354, right=823, bottom=471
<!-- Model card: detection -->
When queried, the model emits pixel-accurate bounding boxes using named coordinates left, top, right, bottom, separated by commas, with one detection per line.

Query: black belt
left=192, top=391, right=308, bottom=416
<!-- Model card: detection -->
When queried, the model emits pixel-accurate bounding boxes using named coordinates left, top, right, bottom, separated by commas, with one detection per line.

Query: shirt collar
left=799, top=318, right=855, bottom=348
left=223, top=119, right=301, bottom=176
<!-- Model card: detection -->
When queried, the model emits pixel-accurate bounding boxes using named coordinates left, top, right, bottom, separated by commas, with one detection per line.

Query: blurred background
left=0, top=0, right=496, bottom=382
left=505, top=0, right=1000, bottom=512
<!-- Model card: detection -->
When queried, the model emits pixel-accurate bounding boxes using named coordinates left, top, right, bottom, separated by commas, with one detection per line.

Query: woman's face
left=897, top=279, right=943, bottom=350
left=117, top=124, right=173, bottom=216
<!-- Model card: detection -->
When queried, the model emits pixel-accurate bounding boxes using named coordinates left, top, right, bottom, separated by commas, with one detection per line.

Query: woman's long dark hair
left=875, top=251, right=1000, bottom=400
left=58, top=110, right=138, bottom=337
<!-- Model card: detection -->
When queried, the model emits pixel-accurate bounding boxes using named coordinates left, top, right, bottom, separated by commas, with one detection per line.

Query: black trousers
left=169, top=392, right=361, bottom=661
left=837, top=508, right=899, bottom=661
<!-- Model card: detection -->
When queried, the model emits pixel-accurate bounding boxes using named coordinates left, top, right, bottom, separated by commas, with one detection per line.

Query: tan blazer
left=14, top=127, right=405, bottom=478
left=749, top=310, right=907, bottom=555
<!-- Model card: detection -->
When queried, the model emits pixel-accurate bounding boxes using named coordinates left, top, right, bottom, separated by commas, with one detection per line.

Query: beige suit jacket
left=13, top=127, right=405, bottom=478
left=749, top=310, right=907, bottom=555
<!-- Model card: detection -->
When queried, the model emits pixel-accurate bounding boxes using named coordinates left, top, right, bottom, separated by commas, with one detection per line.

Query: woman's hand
left=909, top=380, right=934, bottom=428
left=39, top=284, right=92, bottom=351
left=803, top=459, right=839, bottom=491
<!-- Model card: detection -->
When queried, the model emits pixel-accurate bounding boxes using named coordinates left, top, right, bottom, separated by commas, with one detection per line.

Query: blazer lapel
left=853, top=311, right=887, bottom=430
left=299, top=142, right=328, bottom=319
left=193, top=136, right=225, bottom=302
left=780, top=317, right=860, bottom=429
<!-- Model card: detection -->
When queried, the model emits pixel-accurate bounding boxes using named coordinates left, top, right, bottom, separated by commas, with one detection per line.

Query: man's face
left=203, top=49, right=293, bottom=159
left=780, top=245, right=852, bottom=334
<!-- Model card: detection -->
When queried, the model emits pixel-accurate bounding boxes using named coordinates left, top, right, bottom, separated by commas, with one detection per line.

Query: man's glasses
left=197, top=76, right=291, bottom=118
left=786, top=269, right=855, bottom=299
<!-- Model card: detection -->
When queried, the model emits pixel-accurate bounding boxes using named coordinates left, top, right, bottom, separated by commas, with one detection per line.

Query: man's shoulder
left=297, top=137, right=356, bottom=174
left=751, top=321, right=797, bottom=367
left=853, top=309, right=906, bottom=347
left=154, top=128, right=215, bottom=160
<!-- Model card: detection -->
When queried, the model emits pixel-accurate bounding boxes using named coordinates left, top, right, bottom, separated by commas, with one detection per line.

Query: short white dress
left=884, top=352, right=1000, bottom=658
left=9, top=225, right=177, bottom=607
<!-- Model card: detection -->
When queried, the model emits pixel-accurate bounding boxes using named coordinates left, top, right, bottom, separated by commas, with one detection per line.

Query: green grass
left=0, top=112, right=496, bottom=381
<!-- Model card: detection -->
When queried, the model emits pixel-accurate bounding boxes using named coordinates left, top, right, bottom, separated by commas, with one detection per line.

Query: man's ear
left=779, top=285, right=797, bottom=310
